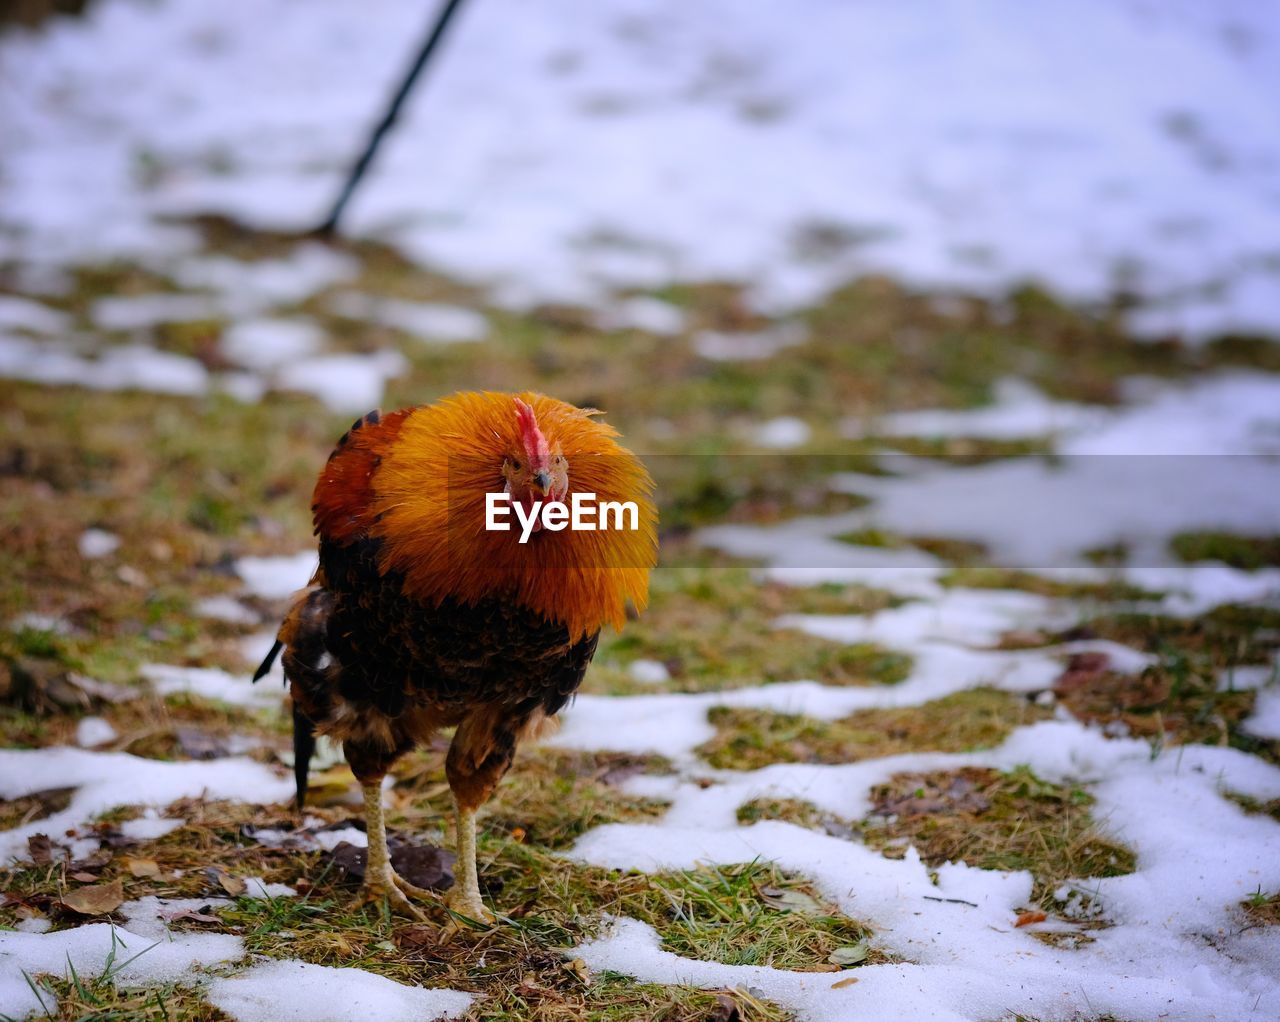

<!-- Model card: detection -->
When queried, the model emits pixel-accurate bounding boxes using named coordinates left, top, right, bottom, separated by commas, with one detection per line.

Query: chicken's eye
left=510, top=459, right=521, bottom=471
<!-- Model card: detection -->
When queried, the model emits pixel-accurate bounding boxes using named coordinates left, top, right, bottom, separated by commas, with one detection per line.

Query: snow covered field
left=3, top=1, right=1280, bottom=1020
left=4, top=0, right=1280, bottom=333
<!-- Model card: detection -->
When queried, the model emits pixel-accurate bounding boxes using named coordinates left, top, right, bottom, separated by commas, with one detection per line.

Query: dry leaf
left=70, top=872, right=99, bottom=883
left=830, top=975, right=860, bottom=990
left=758, top=885, right=824, bottom=915
left=128, top=858, right=160, bottom=878
left=828, top=940, right=870, bottom=966
left=163, top=906, right=222, bottom=925
left=27, top=834, right=56, bottom=866
left=217, top=873, right=247, bottom=897
left=61, top=879, right=123, bottom=916
left=708, top=994, right=741, bottom=1022
left=1015, top=910, right=1048, bottom=928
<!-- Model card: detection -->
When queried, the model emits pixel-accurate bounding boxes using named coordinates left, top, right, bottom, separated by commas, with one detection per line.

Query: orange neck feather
left=369, top=392, right=657, bottom=641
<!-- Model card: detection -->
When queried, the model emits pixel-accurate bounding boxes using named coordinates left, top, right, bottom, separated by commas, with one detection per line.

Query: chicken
left=254, top=391, right=657, bottom=921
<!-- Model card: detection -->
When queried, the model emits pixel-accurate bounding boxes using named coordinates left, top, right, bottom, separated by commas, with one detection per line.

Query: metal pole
left=314, top=0, right=470, bottom=237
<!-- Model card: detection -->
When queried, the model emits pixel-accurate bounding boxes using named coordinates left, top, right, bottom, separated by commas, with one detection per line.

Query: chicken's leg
left=444, top=794, right=493, bottom=923
left=361, top=783, right=431, bottom=919
left=443, top=707, right=526, bottom=925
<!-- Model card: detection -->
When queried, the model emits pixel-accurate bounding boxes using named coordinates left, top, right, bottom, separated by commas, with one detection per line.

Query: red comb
left=514, top=398, right=551, bottom=468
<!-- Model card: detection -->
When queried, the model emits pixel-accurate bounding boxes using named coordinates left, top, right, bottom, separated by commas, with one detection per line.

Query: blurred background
left=2, top=2, right=1280, bottom=1018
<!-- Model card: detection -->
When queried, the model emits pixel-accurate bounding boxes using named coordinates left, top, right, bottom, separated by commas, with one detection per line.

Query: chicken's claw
left=443, top=886, right=495, bottom=927
left=366, top=867, right=428, bottom=921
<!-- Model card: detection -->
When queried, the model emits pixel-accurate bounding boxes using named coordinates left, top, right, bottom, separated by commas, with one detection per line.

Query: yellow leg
left=443, top=797, right=494, bottom=923
left=361, top=784, right=428, bottom=919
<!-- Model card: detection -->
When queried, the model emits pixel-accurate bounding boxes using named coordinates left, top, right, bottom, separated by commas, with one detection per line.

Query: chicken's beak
left=532, top=471, right=552, bottom=495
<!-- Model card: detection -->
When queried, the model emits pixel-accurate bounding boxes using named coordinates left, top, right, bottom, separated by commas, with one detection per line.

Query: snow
left=220, top=319, right=322, bottom=372
left=77, top=528, right=120, bottom=559
left=275, top=349, right=408, bottom=414
left=0, top=924, right=243, bottom=1019
left=596, top=296, right=686, bottom=336
left=328, top=292, right=488, bottom=343
left=701, top=372, right=1280, bottom=596
left=206, top=960, right=473, bottom=1022
left=0, top=335, right=210, bottom=396
left=567, top=721, right=1280, bottom=1022
left=243, top=877, right=297, bottom=899
left=172, top=244, right=358, bottom=313
left=194, top=594, right=261, bottom=625
left=140, top=663, right=282, bottom=709
left=628, top=658, right=672, bottom=685
left=93, top=294, right=222, bottom=331
left=119, top=895, right=232, bottom=939
left=234, top=552, right=317, bottom=600
left=7, top=1, right=1279, bottom=333
left=119, top=809, right=184, bottom=842
left=752, top=416, right=811, bottom=449
left=1244, top=687, right=1280, bottom=741
left=694, top=325, right=806, bottom=362
left=0, top=294, right=69, bottom=335
left=845, top=378, right=1109, bottom=441
left=75, top=716, right=118, bottom=748
left=0, top=747, right=293, bottom=865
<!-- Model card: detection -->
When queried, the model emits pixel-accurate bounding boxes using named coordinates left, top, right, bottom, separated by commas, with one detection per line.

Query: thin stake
left=315, top=0, right=470, bottom=236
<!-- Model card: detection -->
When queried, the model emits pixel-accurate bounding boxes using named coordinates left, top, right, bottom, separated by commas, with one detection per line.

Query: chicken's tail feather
left=252, top=638, right=284, bottom=683
left=292, top=701, right=316, bottom=809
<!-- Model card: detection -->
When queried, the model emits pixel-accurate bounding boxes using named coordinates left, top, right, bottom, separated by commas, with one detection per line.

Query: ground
left=3, top=220, right=1279, bottom=1020
left=3, top=2, right=1280, bottom=1021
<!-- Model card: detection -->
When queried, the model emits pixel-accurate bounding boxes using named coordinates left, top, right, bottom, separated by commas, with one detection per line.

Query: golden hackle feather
left=368, top=391, right=657, bottom=641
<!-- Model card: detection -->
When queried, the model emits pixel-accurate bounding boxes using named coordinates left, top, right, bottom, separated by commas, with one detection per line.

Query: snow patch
left=75, top=716, right=118, bottom=748
left=206, top=960, right=473, bottom=1022
left=0, top=747, right=292, bottom=865
left=234, top=552, right=316, bottom=600
left=328, top=292, right=488, bottom=343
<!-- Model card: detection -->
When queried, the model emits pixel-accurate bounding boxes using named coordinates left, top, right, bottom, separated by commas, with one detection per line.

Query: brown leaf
left=830, top=975, right=860, bottom=990
left=163, top=906, right=222, bottom=925
left=68, top=848, right=112, bottom=872
left=707, top=994, right=740, bottom=1022
left=127, top=858, right=160, bottom=878
left=27, top=833, right=56, bottom=866
left=390, top=841, right=454, bottom=892
left=394, top=924, right=439, bottom=951
left=329, top=837, right=455, bottom=892
left=1015, top=910, right=1048, bottom=928
left=217, top=873, right=247, bottom=897
left=70, top=872, right=99, bottom=883
left=61, top=879, right=124, bottom=916
left=329, top=841, right=367, bottom=881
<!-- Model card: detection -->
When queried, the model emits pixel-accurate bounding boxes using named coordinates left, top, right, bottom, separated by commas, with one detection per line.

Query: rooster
left=255, top=391, right=656, bottom=921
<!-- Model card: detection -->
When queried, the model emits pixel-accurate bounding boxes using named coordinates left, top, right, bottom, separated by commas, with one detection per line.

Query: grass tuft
left=862, top=766, right=1136, bottom=915
left=698, top=689, right=1051, bottom=770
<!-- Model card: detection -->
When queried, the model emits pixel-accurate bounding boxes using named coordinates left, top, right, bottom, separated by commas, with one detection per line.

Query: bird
left=254, top=391, right=656, bottom=922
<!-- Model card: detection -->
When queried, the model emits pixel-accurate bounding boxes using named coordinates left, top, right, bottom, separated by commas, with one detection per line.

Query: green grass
left=698, top=689, right=1052, bottom=770
left=861, top=766, right=1137, bottom=915
left=586, top=559, right=907, bottom=695
left=1170, top=531, right=1280, bottom=572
